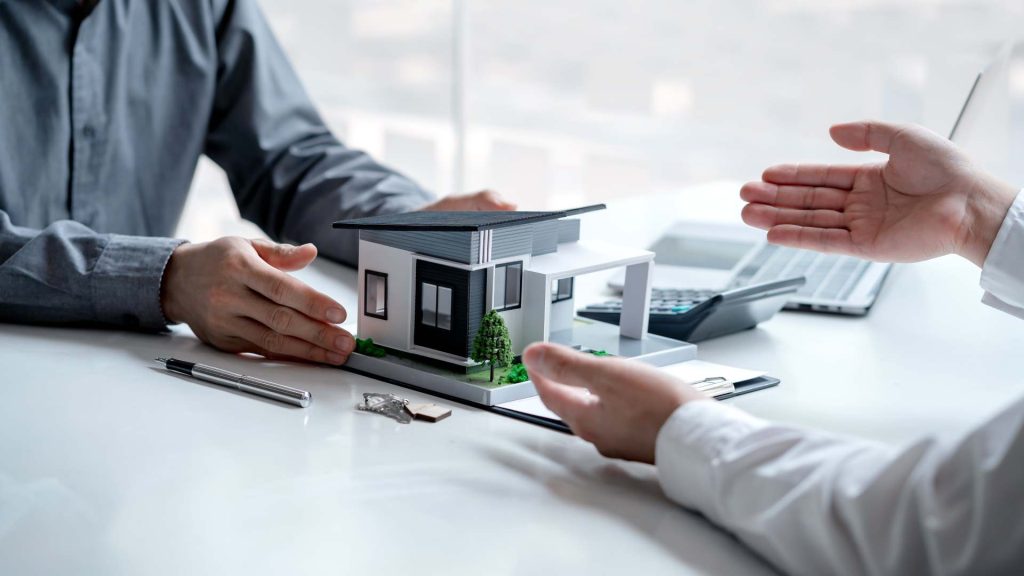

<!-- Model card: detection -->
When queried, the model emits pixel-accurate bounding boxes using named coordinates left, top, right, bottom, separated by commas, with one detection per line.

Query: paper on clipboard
left=496, top=359, right=766, bottom=421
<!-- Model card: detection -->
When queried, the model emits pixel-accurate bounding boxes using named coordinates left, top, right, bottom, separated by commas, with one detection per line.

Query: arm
left=656, top=398, right=1024, bottom=576
left=0, top=211, right=183, bottom=331
left=203, top=0, right=434, bottom=266
left=523, top=344, right=1024, bottom=576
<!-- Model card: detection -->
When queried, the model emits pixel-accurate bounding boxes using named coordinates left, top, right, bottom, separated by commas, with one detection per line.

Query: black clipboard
left=488, top=376, right=781, bottom=434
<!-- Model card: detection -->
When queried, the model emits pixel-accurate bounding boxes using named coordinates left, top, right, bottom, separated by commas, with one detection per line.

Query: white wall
left=357, top=240, right=415, bottom=352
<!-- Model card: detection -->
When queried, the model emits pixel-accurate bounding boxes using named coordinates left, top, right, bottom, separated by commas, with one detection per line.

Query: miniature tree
left=471, top=310, right=514, bottom=382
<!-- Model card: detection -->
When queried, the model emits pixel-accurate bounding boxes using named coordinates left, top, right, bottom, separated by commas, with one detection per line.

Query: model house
left=333, top=205, right=659, bottom=369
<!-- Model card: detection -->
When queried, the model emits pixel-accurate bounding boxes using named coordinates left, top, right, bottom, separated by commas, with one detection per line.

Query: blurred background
left=178, top=0, right=1024, bottom=240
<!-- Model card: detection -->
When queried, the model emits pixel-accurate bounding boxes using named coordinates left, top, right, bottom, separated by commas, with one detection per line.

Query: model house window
left=421, top=282, right=453, bottom=330
left=493, top=261, right=522, bottom=310
left=364, top=271, right=388, bottom=319
left=551, top=277, right=574, bottom=303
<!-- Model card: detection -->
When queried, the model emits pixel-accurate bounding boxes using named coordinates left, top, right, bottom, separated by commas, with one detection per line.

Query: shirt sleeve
left=0, top=211, right=184, bottom=331
left=980, top=188, right=1024, bottom=319
left=655, top=398, right=1024, bottom=576
left=203, top=0, right=435, bottom=267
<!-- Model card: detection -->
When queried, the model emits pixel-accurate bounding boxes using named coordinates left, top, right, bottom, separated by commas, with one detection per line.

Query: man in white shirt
left=521, top=120, right=1024, bottom=575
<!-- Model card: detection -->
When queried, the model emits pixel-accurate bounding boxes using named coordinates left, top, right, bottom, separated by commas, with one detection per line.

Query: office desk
left=3, top=190, right=1024, bottom=575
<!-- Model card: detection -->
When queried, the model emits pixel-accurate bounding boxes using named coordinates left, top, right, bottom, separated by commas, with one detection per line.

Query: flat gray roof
left=332, top=204, right=605, bottom=232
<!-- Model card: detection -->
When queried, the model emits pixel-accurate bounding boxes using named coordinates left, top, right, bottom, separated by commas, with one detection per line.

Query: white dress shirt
left=656, top=190, right=1024, bottom=576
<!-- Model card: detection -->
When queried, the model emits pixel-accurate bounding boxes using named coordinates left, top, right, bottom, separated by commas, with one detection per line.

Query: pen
left=154, top=357, right=312, bottom=408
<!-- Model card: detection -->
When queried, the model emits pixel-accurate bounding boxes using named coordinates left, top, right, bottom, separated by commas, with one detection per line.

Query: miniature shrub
left=589, top=349, right=611, bottom=357
left=355, top=337, right=387, bottom=358
left=501, top=362, right=529, bottom=384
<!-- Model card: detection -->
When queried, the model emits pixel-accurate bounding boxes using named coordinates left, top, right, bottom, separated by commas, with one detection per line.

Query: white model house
left=333, top=205, right=655, bottom=368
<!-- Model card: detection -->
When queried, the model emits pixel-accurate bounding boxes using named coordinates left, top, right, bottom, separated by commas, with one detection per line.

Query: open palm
left=741, top=122, right=978, bottom=263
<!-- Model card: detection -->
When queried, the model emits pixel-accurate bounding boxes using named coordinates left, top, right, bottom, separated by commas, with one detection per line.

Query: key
left=357, top=392, right=412, bottom=424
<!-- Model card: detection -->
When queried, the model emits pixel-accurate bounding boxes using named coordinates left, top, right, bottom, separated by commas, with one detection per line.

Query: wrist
left=958, top=172, right=1018, bottom=268
left=160, top=242, right=192, bottom=324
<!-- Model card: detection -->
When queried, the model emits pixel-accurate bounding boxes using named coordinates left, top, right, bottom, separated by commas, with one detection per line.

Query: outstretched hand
left=421, top=189, right=517, bottom=212
left=740, top=121, right=1017, bottom=267
left=162, top=237, right=355, bottom=365
left=523, top=343, right=706, bottom=464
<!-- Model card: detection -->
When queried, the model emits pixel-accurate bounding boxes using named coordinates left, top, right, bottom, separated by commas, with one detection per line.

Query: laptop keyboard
left=731, top=245, right=871, bottom=302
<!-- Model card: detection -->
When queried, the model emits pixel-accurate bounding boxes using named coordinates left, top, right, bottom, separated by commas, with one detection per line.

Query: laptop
left=610, top=50, right=1002, bottom=315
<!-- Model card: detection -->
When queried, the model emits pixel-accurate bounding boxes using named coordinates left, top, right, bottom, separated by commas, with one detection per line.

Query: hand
left=740, top=121, right=1018, bottom=267
left=161, top=237, right=355, bottom=365
left=522, top=343, right=706, bottom=464
left=422, top=189, right=517, bottom=212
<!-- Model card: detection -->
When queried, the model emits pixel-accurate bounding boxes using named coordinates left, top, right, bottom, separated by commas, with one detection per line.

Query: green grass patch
left=355, top=337, right=387, bottom=358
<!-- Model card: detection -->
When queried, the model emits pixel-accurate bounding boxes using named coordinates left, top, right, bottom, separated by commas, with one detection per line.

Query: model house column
left=521, top=271, right=550, bottom=346
left=619, top=260, right=653, bottom=339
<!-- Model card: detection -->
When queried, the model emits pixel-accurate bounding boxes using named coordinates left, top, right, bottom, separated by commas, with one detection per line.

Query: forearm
left=204, top=0, right=433, bottom=268
left=656, top=400, right=1024, bottom=576
left=0, top=212, right=183, bottom=330
left=248, top=131, right=434, bottom=266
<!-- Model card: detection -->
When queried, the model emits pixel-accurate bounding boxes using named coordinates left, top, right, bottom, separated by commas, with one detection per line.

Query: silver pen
left=154, top=357, right=312, bottom=408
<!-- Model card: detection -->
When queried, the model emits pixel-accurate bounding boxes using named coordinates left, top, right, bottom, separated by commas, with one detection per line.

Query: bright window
left=421, top=282, right=453, bottom=331
left=364, top=271, right=388, bottom=319
left=551, top=277, right=573, bottom=303
left=494, top=261, right=522, bottom=310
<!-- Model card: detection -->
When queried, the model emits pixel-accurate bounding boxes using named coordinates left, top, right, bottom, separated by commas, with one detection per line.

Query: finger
left=740, top=181, right=848, bottom=211
left=761, top=164, right=860, bottom=189
left=741, top=203, right=846, bottom=230
left=244, top=261, right=347, bottom=324
left=250, top=240, right=318, bottom=272
left=232, top=317, right=348, bottom=365
left=241, top=294, right=356, bottom=356
left=531, top=369, right=595, bottom=426
left=523, top=342, right=646, bottom=393
left=829, top=120, right=902, bottom=154
left=766, top=225, right=856, bottom=255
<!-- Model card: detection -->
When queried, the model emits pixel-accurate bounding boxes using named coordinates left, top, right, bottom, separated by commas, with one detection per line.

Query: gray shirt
left=0, top=0, right=433, bottom=330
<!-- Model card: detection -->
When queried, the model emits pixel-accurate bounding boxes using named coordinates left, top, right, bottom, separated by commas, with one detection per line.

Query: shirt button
left=82, top=126, right=96, bottom=139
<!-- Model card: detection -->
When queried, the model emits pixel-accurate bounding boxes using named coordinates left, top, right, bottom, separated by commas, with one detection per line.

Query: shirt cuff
left=980, top=188, right=1024, bottom=312
left=91, top=234, right=187, bottom=331
left=655, top=400, right=768, bottom=514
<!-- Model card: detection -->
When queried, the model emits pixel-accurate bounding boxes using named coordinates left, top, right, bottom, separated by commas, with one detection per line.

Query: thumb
left=250, top=240, right=317, bottom=271
left=830, top=120, right=902, bottom=154
left=523, top=342, right=605, bottom=391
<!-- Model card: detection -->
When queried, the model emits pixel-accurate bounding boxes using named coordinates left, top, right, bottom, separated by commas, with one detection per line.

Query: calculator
left=578, top=277, right=805, bottom=343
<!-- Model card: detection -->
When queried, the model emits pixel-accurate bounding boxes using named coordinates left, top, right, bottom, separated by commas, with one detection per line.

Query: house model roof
left=332, top=204, right=606, bottom=232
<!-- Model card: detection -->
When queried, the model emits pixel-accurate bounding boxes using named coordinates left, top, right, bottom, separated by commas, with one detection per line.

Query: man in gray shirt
left=0, top=0, right=512, bottom=364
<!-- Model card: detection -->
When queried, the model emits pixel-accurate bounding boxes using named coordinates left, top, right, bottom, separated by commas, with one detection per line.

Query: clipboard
left=489, top=375, right=781, bottom=434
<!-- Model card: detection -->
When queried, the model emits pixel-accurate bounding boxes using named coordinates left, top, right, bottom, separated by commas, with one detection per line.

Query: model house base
left=344, top=317, right=697, bottom=405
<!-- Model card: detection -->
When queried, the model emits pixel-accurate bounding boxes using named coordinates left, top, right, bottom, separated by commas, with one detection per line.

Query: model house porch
left=333, top=205, right=656, bottom=369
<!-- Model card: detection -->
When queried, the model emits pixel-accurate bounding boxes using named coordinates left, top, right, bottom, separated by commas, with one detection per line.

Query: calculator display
left=649, top=236, right=755, bottom=270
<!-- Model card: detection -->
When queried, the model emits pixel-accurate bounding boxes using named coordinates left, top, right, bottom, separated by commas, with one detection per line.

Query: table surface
left=3, top=185, right=1023, bottom=575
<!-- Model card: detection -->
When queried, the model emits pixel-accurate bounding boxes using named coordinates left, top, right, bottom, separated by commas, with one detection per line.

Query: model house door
left=414, top=260, right=486, bottom=358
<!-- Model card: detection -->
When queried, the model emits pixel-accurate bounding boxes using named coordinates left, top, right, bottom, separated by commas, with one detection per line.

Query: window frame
left=551, top=277, right=574, bottom=303
left=493, top=261, right=523, bottom=311
left=363, top=270, right=389, bottom=320
left=420, top=281, right=454, bottom=331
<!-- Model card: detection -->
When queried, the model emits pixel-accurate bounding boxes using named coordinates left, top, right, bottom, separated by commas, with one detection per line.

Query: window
left=364, top=271, right=388, bottom=319
left=551, top=277, right=573, bottom=303
left=493, top=261, right=522, bottom=310
left=421, top=282, right=453, bottom=330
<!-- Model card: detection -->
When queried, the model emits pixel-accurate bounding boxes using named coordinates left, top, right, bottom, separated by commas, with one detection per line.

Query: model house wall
left=358, top=240, right=415, bottom=352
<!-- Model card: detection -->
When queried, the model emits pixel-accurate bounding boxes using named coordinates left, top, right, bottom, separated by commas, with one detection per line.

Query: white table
left=3, top=187, right=1023, bottom=575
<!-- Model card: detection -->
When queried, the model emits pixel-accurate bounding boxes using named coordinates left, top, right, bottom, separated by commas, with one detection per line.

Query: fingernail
left=326, top=308, right=345, bottom=323
left=335, top=335, right=355, bottom=353
left=327, top=352, right=346, bottom=365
